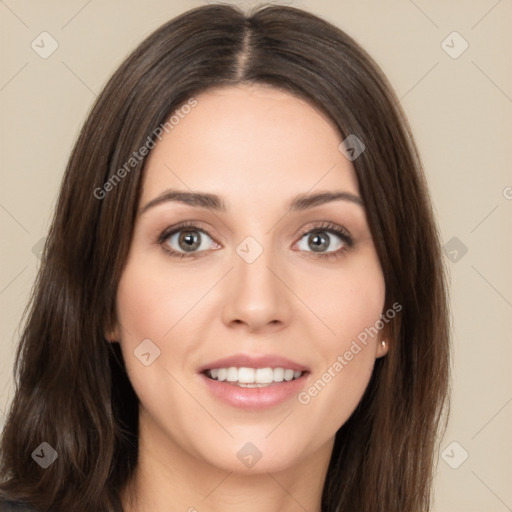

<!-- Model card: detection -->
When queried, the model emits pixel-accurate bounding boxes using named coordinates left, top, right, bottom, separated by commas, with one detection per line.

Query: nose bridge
left=236, top=236, right=274, bottom=289
left=222, top=232, right=289, bottom=329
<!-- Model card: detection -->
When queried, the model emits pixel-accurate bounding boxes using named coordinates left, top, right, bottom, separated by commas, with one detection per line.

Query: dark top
left=0, top=498, right=36, bottom=511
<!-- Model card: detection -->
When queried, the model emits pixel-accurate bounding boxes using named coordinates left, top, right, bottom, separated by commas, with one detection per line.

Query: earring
left=381, top=340, right=386, bottom=348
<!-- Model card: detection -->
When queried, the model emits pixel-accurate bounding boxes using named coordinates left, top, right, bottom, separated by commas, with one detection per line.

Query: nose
left=221, top=240, right=292, bottom=333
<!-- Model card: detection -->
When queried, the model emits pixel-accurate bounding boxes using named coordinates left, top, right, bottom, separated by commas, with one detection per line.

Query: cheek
left=115, top=254, right=205, bottom=344
left=312, top=252, right=386, bottom=346
left=113, top=258, right=186, bottom=388
left=113, top=252, right=220, bottom=401
left=113, top=259, right=203, bottom=431
left=296, top=255, right=385, bottom=430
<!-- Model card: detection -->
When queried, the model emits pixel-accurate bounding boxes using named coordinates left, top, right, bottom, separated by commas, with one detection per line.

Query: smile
left=204, top=367, right=303, bottom=387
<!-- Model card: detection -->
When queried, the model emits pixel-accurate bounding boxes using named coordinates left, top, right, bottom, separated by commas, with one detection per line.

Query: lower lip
left=199, top=372, right=309, bottom=410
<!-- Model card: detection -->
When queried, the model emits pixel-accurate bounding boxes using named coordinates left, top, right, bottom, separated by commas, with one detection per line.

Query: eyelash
left=157, top=220, right=354, bottom=261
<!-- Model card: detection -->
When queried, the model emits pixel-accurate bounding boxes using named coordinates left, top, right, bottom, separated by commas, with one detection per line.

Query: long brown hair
left=0, top=4, right=450, bottom=511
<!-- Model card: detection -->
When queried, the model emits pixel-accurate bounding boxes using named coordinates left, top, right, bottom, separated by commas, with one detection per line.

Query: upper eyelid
left=161, top=221, right=351, bottom=236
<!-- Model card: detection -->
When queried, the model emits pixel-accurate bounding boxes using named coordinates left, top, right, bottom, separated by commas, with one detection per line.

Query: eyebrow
left=138, top=189, right=364, bottom=216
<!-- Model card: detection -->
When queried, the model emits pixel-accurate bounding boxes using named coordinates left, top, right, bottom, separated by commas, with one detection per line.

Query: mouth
left=198, top=354, right=310, bottom=409
left=202, top=367, right=306, bottom=387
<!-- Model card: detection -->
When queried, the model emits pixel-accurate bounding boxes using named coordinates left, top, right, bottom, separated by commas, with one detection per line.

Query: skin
left=109, top=83, right=389, bottom=512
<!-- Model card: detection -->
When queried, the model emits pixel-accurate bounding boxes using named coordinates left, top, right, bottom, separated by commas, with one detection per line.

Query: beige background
left=1, top=0, right=511, bottom=510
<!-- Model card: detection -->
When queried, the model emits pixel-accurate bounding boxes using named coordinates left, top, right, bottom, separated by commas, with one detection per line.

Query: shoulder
left=0, top=498, right=37, bottom=511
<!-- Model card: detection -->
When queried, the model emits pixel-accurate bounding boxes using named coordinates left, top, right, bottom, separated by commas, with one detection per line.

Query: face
left=110, top=84, right=388, bottom=475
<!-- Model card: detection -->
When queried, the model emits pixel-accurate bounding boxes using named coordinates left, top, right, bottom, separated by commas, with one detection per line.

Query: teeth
left=284, top=369, right=294, bottom=381
left=238, top=367, right=255, bottom=383
left=273, top=367, right=284, bottom=382
left=226, top=367, right=238, bottom=382
left=206, top=367, right=303, bottom=385
left=255, top=367, right=273, bottom=384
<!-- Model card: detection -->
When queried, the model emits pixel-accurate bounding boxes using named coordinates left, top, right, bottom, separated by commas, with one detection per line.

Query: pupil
left=309, top=232, right=328, bottom=252
left=179, top=231, right=200, bottom=251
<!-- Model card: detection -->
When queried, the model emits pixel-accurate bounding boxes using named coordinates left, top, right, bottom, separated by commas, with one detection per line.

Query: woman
left=0, top=3, right=450, bottom=511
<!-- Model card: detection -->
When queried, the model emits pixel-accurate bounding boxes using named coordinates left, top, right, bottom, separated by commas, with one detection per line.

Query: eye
left=158, top=222, right=218, bottom=259
left=295, top=222, right=353, bottom=259
left=157, top=221, right=353, bottom=261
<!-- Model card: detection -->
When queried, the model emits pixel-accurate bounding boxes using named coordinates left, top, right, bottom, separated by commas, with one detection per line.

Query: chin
left=195, top=435, right=308, bottom=475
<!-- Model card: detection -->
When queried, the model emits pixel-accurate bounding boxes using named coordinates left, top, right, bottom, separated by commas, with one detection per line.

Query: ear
left=104, top=320, right=121, bottom=342
left=376, top=323, right=391, bottom=358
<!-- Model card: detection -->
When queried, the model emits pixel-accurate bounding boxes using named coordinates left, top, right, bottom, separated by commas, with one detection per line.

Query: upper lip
left=198, top=353, right=310, bottom=373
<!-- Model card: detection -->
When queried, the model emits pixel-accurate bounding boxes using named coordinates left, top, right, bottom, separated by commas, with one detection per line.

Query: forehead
left=140, top=84, right=360, bottom=208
